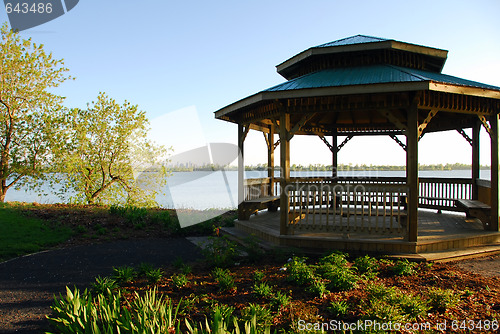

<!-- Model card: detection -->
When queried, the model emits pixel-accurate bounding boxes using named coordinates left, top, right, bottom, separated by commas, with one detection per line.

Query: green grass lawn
left=0, top=204, right=73, bottom=262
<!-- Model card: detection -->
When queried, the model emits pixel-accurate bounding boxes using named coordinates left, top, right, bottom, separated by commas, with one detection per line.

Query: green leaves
left=0, top=23, right=71, bottom=201
left=55, top=92, right=170, bottom=206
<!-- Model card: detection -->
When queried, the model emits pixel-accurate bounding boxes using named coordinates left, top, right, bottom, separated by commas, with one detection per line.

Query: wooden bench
left=455, top=199, right=491, bottom=229
left=239, top=196, right=280, bottom=220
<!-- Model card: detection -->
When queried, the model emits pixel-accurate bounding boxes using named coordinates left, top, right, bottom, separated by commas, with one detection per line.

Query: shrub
left=145, top=268, right=164, bottom=284
left=319, top=251, right=348, bottom=267
left=91, top=276, right=118, bottom=294
left=391, top=259, right=417, bottom=276
left=172, top=273, right=189, bottom=289
left=306, top=279, right=329, bottom=298
left=202, top=236, right=239, bottom=268
left=354, top=255, right=379, bottom=278
left=137, top=262, right=154, bottom=276
left=328, top=300, right=349, bottom=317
left=253, top=282, right=273, bottom=299
left=241, top=303, right=273, bottom=332
left=427, top=287, right=460, bottom=312
left=112, top=265, right=136, bottom=284
left=212, top=268, right=236, bottom=292
left=252, top=270, right=265, bottom=282
left=270, top=291, right=291, bottom=310
left=323, top=266, right=359, bottom=291
left=285, top=257, right=315, bottom=285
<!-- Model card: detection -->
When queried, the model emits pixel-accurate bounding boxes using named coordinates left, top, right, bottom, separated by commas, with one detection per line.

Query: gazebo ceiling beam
left=456, top=129, right=473, bottom=147
left=418, top=109, right=438, bottom=140
left=239, top=125, right=250, bottom=146
left=478, top=115, right=492, bottom=138
left=319, top=135, right=335, bottom=153
left=378, top=109, right=408, bottom=133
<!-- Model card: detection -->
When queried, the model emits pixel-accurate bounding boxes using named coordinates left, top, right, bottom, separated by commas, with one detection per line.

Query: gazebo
left=215, top=35, right=500, bottom=256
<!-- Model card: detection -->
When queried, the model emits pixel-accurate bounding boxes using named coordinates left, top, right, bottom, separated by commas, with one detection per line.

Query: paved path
left=0, top=238, right=202, bottom=334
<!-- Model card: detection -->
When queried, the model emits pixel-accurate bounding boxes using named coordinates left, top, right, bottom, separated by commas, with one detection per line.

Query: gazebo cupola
left=215, top=35, right=500, bottom=254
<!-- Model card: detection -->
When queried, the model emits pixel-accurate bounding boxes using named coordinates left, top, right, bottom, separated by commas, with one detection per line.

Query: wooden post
left=332, top=131, right=338, bottom=178
left=279, top=113, right=290, bottom=235
left=268, top=124, right=275, bottom=196
left=472, top=121, right=481, bottom=200
left=406, top=105, right=419, bottom=242
left=237, top=124, right=245, bottom=220
left=490, top=114, right=499, bottom=231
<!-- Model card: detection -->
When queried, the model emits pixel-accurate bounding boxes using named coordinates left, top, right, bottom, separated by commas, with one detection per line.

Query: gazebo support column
left=332, top=131, right=338, bottom=178
left=267, top=125, right=275, bottom=196
left=279, top=113, right=290, bottom=235
left=406, top=105, right=419, bottom=242
left=237, top=124, right=246, bottom=220
left=490, top=114, right=499, bottom=231
left=472, top=121, right=481, bottom=200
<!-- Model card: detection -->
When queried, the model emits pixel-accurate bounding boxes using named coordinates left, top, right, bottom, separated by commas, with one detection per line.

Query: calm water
left=5, top=169, right=492, bottom=210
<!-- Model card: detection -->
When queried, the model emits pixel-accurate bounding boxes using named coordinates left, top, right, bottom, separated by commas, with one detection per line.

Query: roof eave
left=429, top=82, right=500, bottom=99
left=215, top=81, right=431, bottom=120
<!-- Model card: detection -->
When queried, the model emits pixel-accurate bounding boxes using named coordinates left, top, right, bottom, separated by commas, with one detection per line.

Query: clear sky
left=2, top=0, right=499, bottom=167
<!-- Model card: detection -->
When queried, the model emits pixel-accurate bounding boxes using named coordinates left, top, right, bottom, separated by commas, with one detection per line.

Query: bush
left=253, top=282, right=273, bottom=299
left=171, top=273, right=189, bottom=289
left=91, top=276, right=118, bottom=294
left=112, top=265, right=136, bottom=284
left=323, top=266, right=359, bottom=291
left=328, top=300, right=349, bottom=317
left=306, top=279, right=329, bottom=298
left=270, top=291, right=291, bottom=310
left=252, top=270, right=265, bottom=282
left=285, top=257, right=315, bottom=285
left=354, top=255, right=379, bottom=278
left=391, top=259, right=417, bottom=276
left=427, top=287, right=459, bottom=312
left=212, top=268, right=236, bottom=292
left=202, top=236, right=239, bottom=268
left=240, top=303, right=273, bottom=332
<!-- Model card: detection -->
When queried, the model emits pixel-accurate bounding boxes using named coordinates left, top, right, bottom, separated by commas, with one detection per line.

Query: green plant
left=328, top=300, right=349, bottom=317
left=285, top=257, right=315, bottom=285
left=172, top=273, right=189, bottom=289
left=241, top=235, right=265, bottom=263
left=427, top=287, right=460, bottom=312
left=146, top=268, right=164, bottom=284
left=354, top=255, right=379, bottom=278
left=390, top=259, right=417, bottom=276
left=253, top=282, right=273, bottom=298
left=252, top=270, right=265, bottom=282
left=398, top=293, right=430, bottom=321
left=319, top=251, right=348, bottom=267
left=241, top=303, right=273, bottom=332
left=91, top=276, right=118, bottom=294
left=270, top=291, right=291, bottom=310
left=306, top=279, right=329, bottom=298
left=47, top=287, right=182, bottom=333
left=112, top=265, right=136, bottom=284
left=137, top=262, right=155, bottom=276
left=212, top=268, right=236, bottom=292
left=323, top=266, right=359, bottom=291
left=202, top=236, right=239, bottom=267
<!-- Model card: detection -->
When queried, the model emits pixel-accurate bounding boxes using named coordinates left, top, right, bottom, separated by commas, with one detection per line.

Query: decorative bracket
left=239, top=125, right=250, bottom=146
left=319, top=136, right=334, bottom=153
left=337, top=135, right=353, bottom=152
left=273, top=139, right=281, bottom=150
left=288, top=113, right=316, bottom=141
left=418, top=109, right=438, bottom=140
left=263, top=132, right=270, bottom=151
left=478, top=115, right=492, bottom=138
left=379, top=109, right=408, bottom=133
left=456, top=129, right=473, bottom=147
left=389, top=134, right=407, bottom=151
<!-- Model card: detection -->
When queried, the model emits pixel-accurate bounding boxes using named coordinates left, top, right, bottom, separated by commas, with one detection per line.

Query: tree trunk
left=0, top=185, right=6, bottom=202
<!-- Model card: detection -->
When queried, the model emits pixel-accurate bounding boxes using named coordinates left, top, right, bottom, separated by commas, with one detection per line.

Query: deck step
left=418, top=243, right=500, bottom=263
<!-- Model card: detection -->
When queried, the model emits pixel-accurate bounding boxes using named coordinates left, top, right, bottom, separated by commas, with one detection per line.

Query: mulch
left=0, top=238, right=202, bottom=334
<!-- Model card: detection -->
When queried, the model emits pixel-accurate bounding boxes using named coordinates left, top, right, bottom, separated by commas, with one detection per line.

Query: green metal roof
left=265, top=65, right=500, bottom=92
left=315, top=35, right=388, bottom=48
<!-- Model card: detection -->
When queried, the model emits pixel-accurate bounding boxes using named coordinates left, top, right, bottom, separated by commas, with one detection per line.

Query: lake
left=5, top=169, right=491, bottom=210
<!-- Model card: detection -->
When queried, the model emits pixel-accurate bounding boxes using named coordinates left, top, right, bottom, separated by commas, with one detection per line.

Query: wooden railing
left=284, top=181, right=407, bottom=236
left=245, top=176, right=477, bottom=207
left=418, top=177, right=472, bottom=211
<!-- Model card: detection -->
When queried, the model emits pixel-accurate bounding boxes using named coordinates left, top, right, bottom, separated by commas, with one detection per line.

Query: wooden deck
left=232, top=209, right=500, bottom=255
